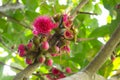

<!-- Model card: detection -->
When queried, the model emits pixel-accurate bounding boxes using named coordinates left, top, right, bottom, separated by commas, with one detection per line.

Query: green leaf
left=22, top=0, right=38, bottom=11
left=82, top=0, right=94, bottom=12
left=12, top=10, right=24, bottom=20
left=89, top=25, right=110, bottom=37
left=94, top=4, right=102, bottom=15
left=0, top=65, right=4, bottom=78
left=25, top=10, right=39, bottom=22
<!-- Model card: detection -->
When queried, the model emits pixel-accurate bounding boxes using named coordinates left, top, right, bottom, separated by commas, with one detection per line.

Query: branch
left=77, top=11, right=98, bottom=15
left=83, top=24, right=120, bottom=76
left=0, top=35, right=14, bottom=52
left=14, top=62, right=41, bottom=80
left=0, top=12, right=33, bottom=30
left=0, top=61, right=22, bottom=71
left=0, top=3, right=24, bottom=12
left=70, top=0, right=89, bottom=18
left=77, top=38, right=95, bottom=42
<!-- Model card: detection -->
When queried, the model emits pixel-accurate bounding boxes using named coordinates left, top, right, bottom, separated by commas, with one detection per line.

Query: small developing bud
left=58, top=73, right=66, bottom=78
left=27, top=42, right=35, bottom=51
left=33, top=36, right=40, bottom=46
left=55, top=46, right=60, bottom=53
left=41, top=41, right=49, bottom=51
left=38, top=55, right=46, bottom=63
left=51, top=53, right=59, bottom=57
left=52, top=67, right=60, bottom=75
left=65, top=67, right=72, bottom=73
left=25, top=57, right=33, bottom=64
left=46, top=59, right=53, bottom=66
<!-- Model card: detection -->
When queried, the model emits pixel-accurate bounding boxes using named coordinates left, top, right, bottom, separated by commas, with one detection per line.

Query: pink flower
left=18, top=44, right=26, bottom=57
left=33, top=16, right=57, bottom=35
left=64, top=30, right=74, bottom=39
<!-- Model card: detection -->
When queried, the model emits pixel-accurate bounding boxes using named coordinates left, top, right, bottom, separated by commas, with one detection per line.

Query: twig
left=14, top=62, right=41, bottom=80
left=0, top=61, right=23, bottom=71
left=0, top=35, right=14, bottom=52
left=0, top=12, right=33, bottom=30
left=77, top=38, right=96, bottom=42
left=0, top=3, right=24, bottom=12
left=0, top=61, right=47, bottom=77
left=83, top=24, right=120, bottom=76
left=70, top=0, right=89, bottom=18
left=77, top=11, right=98, bottom=15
